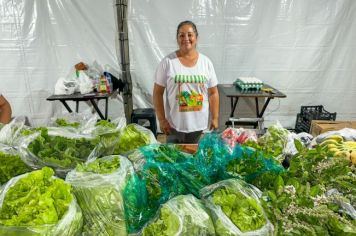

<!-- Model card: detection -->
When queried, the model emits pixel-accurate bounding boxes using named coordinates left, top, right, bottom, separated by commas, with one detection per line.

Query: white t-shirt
left=155, top=52, right=218, bottom=132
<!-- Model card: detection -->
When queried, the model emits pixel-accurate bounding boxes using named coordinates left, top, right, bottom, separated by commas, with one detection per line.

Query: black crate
left=295, top=105, right=336, bottom=133
left=295, top=113, right=311, bottom=133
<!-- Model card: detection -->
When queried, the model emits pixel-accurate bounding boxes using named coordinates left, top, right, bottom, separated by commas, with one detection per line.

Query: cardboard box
left=310, top=120, right=356, bottom=136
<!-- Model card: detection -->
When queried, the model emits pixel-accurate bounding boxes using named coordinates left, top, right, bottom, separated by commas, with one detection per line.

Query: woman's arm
left=153, top=83, right=171, bottom=134
left=208, top=86, right=219, bottom=130
left=0, top=95, right=12, bottom=124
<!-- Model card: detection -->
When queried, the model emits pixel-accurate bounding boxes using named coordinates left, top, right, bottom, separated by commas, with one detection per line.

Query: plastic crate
left=295, top=105, right=337, bottom=133
left=295, top=113, right=311, bottom=133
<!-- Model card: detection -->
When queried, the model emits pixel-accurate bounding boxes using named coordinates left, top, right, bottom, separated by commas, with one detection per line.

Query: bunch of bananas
left=319, top=135, right=356, bottom=165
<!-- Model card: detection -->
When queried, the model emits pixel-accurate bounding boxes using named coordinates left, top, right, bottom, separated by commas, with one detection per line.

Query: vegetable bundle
left=0, top=167, right=83, bottom=236
left=66, top=155, right=133, bottom=236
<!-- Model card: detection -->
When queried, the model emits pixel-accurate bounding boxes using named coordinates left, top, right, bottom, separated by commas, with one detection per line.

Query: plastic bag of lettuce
left=20, top=127, right=99, bottom=178
left=115, top=124, right=157, bottom=154
left=200, top=179, right=273, bottom=236
left=0, top=167, right=83, bottom=236
left=0, top=144, right=31, bottom=185
left=66, top=155, right=133, bottom=236
left=142, top=194, right=215, bottom=236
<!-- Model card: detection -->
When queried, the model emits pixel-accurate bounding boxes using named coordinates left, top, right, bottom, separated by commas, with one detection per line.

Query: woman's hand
left=159, top=118, right=172, bottom=135
left=210, top=118, right=219, bottom=130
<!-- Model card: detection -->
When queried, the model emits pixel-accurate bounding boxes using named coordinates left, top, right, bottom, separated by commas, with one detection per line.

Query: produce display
left=66, top=155, right=132, bottom=236
left=1, top=114, right=356, bottom=236
left=142, top=195, right=215, bottom=236
left=0, top=167, right=83, bottom=235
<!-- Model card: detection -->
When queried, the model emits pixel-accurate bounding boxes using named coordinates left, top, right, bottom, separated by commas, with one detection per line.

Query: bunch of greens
left=0, top=167, right=72, bottom=226
left=123, top=162, right=185, bottom=233
left=245, top=124, right=289, bottom=158
left=67, top=156, right=131, bottom=236
left=212, top=186, right=266, bottom=233
left=55, top=118, right=80, bottom=128
left=93, top=120, right=121, bottom=156
left=261, top=142, right=356, bottom=235
left=27, top=128, right=98, bottom=168
left=116, top=124, right=152, bottom=154
left=201, top=179, right=271, bottom=235
left=225, top=145, right=284, bottom=184
left=0, top=150, right=31, bottom=184
left=76, top=155, right=120, bottom=174
left=142, top=195, right=215, bottom=236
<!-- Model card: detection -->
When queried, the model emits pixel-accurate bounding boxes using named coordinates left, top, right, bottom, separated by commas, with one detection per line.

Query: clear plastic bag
left=141, top=194, right=215, bottom=236
left=66, top=155, right=133, bottom=236
left=0, top=117, right=29, bottom=147
left=19, top=127, right=99, bottom=178
left=0, top=144, right=31, bottom=185
left=0, top=168, right=83, bottom=236
left=115, top=124, right=157, bottom=155
left=200, top=178, right=273, bottom=236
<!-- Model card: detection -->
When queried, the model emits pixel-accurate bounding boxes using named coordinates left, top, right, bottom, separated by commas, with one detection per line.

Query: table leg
left=60, top=100, right=73, bottom=113
left=76, top=101, right=79, bottom=112
left=89, top=99, right=105, bottom=119
left=258, top=98, right=272, bottom=117
left=230, top=97, right=239, bottom=117
left=105, top=98, right=108, bottom=120
left=255, top=97, right=259, bottom=117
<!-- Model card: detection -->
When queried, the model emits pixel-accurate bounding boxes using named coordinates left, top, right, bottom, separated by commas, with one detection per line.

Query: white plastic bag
left=54, top=77, right=79, bottom=95
left=77, top=71, right=93, bottom=94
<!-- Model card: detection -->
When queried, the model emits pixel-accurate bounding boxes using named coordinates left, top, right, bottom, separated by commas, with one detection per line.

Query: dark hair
left=176, top=21, right=198, bottom=38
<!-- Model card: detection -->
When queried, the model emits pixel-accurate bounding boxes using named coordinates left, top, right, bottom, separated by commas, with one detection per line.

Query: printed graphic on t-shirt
left=175, top=75, right=207, bottom=112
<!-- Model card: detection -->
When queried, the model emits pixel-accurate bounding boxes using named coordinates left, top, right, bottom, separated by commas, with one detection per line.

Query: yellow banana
left=329, top=147, right=341, bottom=153
left=320, top=139, right=341, bottom=147
left=325, top=135, right=344, bottom=143
left=342, top=141, right=356, bottom=149
left=351, top=151, right=356, bottom=165
left=334, top=150, right=351, bottom=160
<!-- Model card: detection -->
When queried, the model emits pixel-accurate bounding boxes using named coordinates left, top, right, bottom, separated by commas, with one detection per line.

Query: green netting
left=224, top=144, right=285, bottom=187
left=123, top=160, right=184, bottom=234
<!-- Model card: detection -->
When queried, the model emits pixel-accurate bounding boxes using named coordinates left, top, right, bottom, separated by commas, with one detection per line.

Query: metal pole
left=115, top=0, right=133, bottom=124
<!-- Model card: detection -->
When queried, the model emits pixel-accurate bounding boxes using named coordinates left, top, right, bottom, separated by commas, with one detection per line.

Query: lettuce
left=76, top=156, right=120, bottom=174
left=67, top=156, right=132, bottom=236
left=116, top=124, right=151, bottom=154
left=142, top=195, right=215, bottom=236
left=0, top=150, right=30, bottom=184
left=212, top=187, right=266, bottom=232
left=0, top=167, right=72, bottom=226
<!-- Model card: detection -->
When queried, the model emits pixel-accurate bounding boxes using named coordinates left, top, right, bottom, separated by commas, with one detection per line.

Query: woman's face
left=177, top=24, right=197, bottom=52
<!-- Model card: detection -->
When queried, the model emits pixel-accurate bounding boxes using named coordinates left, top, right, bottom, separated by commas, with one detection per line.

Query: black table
left=219, top=83, right=287, bottom=127
left=47, top=93, right=110, bottom=119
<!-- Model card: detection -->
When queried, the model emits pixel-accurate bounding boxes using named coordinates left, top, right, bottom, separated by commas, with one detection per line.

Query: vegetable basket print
left=175, top=75, right=206, bottom=112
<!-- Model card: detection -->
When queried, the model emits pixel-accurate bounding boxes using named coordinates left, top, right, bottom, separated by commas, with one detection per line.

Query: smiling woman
left=153, top=20, right=219, bottom=144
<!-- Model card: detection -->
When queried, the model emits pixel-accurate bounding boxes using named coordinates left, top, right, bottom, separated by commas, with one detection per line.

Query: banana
left=320, top=139, right=341, bottom=147
left=334, top=150, right=351, bottom=160
left=324, top=135, right=344, bottom=143
left=342, top=141, right=356, bottom=149
left=329, top=147, right=341, bottom=153
left=351, top=151, right=356, bottom=165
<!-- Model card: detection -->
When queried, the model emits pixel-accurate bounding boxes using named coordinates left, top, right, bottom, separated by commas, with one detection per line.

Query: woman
left=0, top=93, right=12, bottom=124
left=153, top=20, right=219, bottom=143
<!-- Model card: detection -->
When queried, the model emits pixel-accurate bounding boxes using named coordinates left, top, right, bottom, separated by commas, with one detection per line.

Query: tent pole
left=115, top=0, right=133, bottom=124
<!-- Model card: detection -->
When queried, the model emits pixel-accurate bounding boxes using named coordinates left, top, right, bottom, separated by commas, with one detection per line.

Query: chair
left=131, top=108, right=157, bottom=137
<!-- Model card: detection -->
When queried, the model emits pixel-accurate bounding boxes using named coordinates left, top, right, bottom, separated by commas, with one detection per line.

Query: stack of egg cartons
left=234, top=77, right=263, bottom=91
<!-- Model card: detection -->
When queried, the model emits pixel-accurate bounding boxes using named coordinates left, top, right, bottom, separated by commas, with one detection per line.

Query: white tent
left=1, top=0, right=355, bottom=129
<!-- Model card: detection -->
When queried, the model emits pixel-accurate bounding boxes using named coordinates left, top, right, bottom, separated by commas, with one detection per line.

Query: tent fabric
left=0, top=0, right=355, bottom=128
